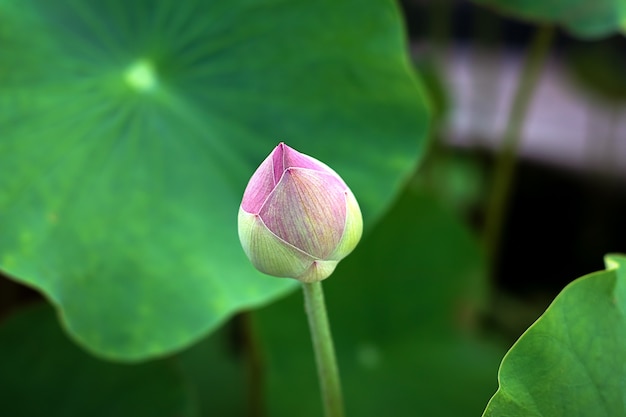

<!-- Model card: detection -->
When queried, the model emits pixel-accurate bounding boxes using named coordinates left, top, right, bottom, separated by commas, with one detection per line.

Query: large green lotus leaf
left=256, top=187, right=503, bottom=417
left=0, top=303, right=196, bottom=417
left=473, top=0, right=626, bottom=38
left=482, top=254, right=626, bottom=417
left=0, top=0, right=429, bottom=360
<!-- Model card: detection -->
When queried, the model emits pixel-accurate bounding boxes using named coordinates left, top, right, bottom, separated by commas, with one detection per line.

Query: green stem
left=427, top=0, right=453, bottom=49
left=302, top=281, right=344, bottom=417
left=483, top=25, right=555, bottom=262
left=238, top=311, right=266, bottom=417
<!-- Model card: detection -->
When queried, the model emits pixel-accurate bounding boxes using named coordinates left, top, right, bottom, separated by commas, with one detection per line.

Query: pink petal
left=241, top=153, right=276, bottom=214
left=282, top=143, right=343, bottom=182
left=272, top=143, right=286, bottom=185
left=260, top=167, right=347, bottom=259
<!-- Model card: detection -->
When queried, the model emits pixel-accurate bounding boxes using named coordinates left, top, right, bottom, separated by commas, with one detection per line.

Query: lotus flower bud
left=238, top=143, right=363, bottom=283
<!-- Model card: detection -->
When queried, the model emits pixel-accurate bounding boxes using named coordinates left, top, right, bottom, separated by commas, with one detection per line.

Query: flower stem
left=236, top=311, right=266, bottom=417
left=302, top=281, right=344, bottom=417
left=483, top=25, right=555, bottom=262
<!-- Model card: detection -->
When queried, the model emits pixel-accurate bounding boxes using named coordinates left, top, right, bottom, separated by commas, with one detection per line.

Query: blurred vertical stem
left=302, top=281, right=344, bottom=417
left=427, top=0, right=453, bottom=49
left=484, top=25, right=555, bottom=262
left=237, top=312, right=266, bottom=417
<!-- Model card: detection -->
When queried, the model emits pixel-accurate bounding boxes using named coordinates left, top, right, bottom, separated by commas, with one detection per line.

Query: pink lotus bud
left=238, top=143, right=363, bottom=283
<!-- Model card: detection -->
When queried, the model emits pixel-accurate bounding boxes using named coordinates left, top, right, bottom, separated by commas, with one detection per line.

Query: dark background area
left=401, top=0, right=626, bottom=301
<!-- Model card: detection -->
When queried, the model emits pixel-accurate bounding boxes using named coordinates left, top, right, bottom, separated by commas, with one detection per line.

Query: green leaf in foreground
left=482, top=254, right=626, bottom=417
left=473, top=0, right=626, bottom=38
left=0, top=0, right=429, bottom=360
left=0, top=303, right=195, bottom=417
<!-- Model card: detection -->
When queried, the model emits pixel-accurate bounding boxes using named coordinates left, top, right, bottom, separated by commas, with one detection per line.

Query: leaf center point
left=124, top=59, right=157, bottom=92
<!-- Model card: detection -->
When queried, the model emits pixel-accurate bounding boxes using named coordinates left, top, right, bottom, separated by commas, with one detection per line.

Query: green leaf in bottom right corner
left=482, top=254, right=626, bottom=417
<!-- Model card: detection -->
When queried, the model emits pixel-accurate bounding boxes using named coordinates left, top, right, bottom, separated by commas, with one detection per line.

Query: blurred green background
left=1, top=0, right=625, bottom=416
